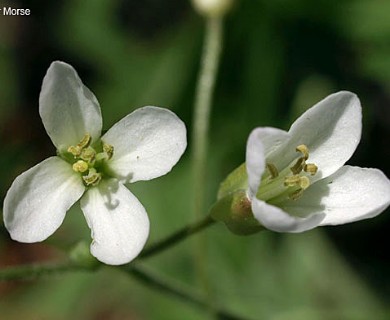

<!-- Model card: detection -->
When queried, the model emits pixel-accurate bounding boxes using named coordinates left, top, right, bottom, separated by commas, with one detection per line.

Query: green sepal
left=217, top=163, right=248, bottom=200
left=211, top=190, right=263, bottom=235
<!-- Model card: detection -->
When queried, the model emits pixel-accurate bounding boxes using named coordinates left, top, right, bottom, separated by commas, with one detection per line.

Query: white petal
left=39, top=61, right=102, bottom=151
left=282, top=166, right=390, bottom=226
left=251, top=197, right=325, bottom=233
left=80, top=179, right=150, bottom=265
left=3, top=157, right=85, bottom=242
left=246, top=127, right=289, bottom=196
left=102, top=106, right=187, bottom=183
left=270, top=91, right=362, bottom=181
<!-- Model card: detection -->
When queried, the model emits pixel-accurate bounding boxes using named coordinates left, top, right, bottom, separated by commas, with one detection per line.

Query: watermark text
left=1, top=7, right=31, bottom=16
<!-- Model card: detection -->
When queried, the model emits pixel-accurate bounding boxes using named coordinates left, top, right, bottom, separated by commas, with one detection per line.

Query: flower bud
left=69, top=241, right=100, bottom=269
left=192, top=0, right=234, bottom=18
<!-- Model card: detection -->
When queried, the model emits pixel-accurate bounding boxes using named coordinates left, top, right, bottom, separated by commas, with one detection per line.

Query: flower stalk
left=0, top=211, right=217, bottom=281
left=121, top=264, right=246, bottom=319
left=0, top=262, right=91, bottom=281
left=139, top=214, right=215, bottom=259
left=191, top=15, right=223, bottom=302
left=0, top=261, right=245, bottom=319
left=192, top=16, right=223, bottom=212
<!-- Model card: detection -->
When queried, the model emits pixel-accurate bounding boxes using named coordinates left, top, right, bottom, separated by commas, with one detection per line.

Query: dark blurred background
left=0, top=0, right=389, bottom=319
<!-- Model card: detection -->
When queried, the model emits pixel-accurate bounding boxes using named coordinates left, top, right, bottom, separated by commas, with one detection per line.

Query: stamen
left=67, top=134, right=92, bottom=157
left=290, top=157, right=305, bottom=175
left=266, top=163, right=279, bottom=179
left=296, top=144, right=309, bottom=160
left=289, top=188, right=304, bottom=200
left=258, top=143, right=320, bottom=203
left=64, top=135, right=113, bottom=188
left=72, top=160, right=89, bottom=173
left=299, top=176, right=310, bottom=189
left=82, top=168, right=101, bottom=186
left=103, top=143, right=114, bottom=160
left=284, top=175, right=301, bottom=187
left=77, top=133, right=91, bottom=149
left=67, top=145, right=82, bottom=157
left=304, top=163, right=318, bottom=176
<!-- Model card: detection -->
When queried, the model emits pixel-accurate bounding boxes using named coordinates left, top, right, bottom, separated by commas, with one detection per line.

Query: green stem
left=0, top=214, right=216, bottom=281
left=0, top=261, right=245, bottom=319
left=192, top=17, right=223, bottom=217
left=191, top=15, right=224, bottom=304
left=139, top=214, right=215, bottom=259
left=120, top=264, right=245, bottom=320
left=0, top=262, right=90, bottom=281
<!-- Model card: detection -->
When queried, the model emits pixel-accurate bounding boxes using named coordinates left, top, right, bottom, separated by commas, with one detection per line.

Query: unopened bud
left=192, top=0, right=234, bottom=18
left=69, top=241, right=100, bottom=269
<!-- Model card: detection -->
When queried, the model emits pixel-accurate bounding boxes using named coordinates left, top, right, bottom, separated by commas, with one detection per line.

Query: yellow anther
left=67, top=145, right=82, bottom=157
left=83, top=174, right=101, bottom=186
left=296, top=144, right=309, bottom=160
left=266, top=163, right=279, bottom=179
left=290, top=157, right=305, bottom=175
left=257, top=143, right=319, bottom=203
left=289, top=188, right=304, bottom=201
left=299, top=176, right=310, bottom=189
left=304, top=163, right=318, bottom=176
left=67, top=134, right=91, bottom=157
left=82, top=168, right=101, bottom=186
left=103, top=143, right=114, bottom=160
left=80, top=147, right=96, bottom=162
left=77, top=133, right=91, bottom=149
left=64, top=135, right=112, bottom=187
left=72, top=160, right=89, bottom=173
left=284, top=175, right=301, bottom=187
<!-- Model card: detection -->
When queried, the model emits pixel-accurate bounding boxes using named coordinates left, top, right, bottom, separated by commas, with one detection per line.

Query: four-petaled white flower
left=246, top=91, right=390, bottom=232
left=3, top=61, right=187, bottom=265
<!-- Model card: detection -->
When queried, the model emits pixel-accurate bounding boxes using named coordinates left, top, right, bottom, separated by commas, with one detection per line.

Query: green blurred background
left=0, top=0, right=389, bottom=319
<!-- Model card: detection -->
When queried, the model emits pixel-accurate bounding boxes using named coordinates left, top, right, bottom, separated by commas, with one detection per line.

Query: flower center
left=64, top=133, right=114, bottom=187
left=256, top=144, right=318, bottom=203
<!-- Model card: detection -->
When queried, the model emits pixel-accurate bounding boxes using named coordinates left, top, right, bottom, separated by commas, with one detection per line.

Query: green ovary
left=65, top=133, right=114, bottom=187
left=256, top=144, right=318, bottom=204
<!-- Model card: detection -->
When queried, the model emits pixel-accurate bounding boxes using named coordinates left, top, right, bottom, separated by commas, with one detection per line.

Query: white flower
left=246, top=91, right=390, bottom=233
left=3, top=61, right=187, bottom=265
